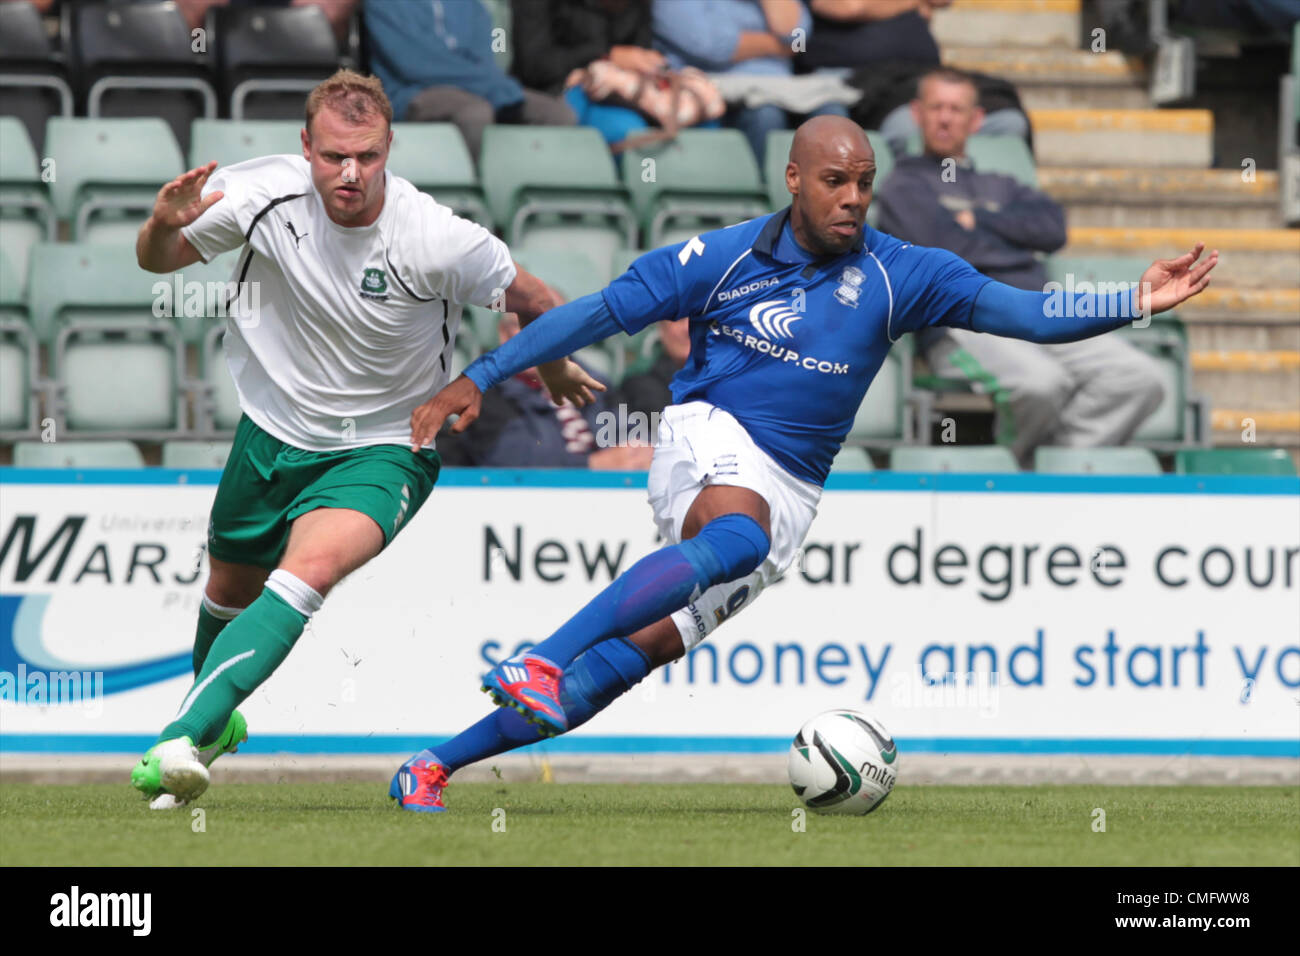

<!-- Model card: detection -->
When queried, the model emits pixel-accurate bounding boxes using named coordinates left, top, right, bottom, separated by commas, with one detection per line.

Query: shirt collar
left=754, top=205, right=866, bottom=263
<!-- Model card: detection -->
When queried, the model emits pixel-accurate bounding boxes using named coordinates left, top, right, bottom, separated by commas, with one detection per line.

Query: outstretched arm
left=503, top=265, right=605, bottom=408
left=409, top=292, right=622, bottom=450
left=136, top=161, right=223, bottom=273
left=967, top=243, right=1217, bottom=342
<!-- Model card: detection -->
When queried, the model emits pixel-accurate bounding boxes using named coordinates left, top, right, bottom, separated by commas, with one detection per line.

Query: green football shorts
left=207, top=415, right=441, bottom=569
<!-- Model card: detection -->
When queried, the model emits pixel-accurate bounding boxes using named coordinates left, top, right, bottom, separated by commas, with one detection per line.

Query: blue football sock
left=426, top=638, right=652, bottom=774
left=526, top=513, right=769, bottom=670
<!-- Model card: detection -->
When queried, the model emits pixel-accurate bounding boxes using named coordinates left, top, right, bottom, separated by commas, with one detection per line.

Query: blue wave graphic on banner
left=0, top=594, right=192, bottom=698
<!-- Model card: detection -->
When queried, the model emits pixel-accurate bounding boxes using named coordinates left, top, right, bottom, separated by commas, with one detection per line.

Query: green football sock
left=161, top=588, right=308, bottom=748
left=192, top=603, right=237, bottom=676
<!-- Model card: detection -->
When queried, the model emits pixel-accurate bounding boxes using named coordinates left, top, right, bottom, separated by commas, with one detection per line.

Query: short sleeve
left=180, top=166, right=251, bottom=263
left=888, top=245, right=994, bottom=339
left=414, top=199, right=517, bottom=307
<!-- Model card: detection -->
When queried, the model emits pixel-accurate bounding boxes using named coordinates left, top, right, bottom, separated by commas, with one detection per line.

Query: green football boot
left=131, top=736, right=210, bottom=806
left=198, top=710, right=249, bottom=768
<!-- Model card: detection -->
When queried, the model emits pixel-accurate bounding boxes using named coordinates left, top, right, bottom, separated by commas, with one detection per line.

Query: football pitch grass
left=3, top=782, right=1298, bottom=866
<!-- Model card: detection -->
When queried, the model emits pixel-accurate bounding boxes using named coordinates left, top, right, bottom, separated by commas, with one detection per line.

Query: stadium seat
left=514, top=244, right=621, bottom=381
left=0, top=247, right=37, bottom=436
left=161, top=440, right=233, bottom=469
left=387, top=123, right=491, bottom=227
left=203, top=330, right=243, bottom=433
left=74, top=1, right=217, bottom=157
left=764, top=129, right=895, bottom=219
left=44, top=117, right=184, bottom=242
left=849, top=335, right=914, bottom=446
left=1045, top=256, right=1206, bottom=450
left=1175, top=448, right=1298, bottom=476
left=218, top=5, right=342, bottom=120
left=622, top=129, right=770, bottom=247
left=831, top=446, right=875, bottom=472
left=28, top=242, right=184, bottom=436
left=14, top=440, right=146, bottom=468
left=481, top=0, right=513, bottom=72
left=0, top=116, right=55, bottom=295
left=1033, top=446, right=1162, bottom=475
left=889, top=445, right=1019, bottom=472
left=902, top=133, right=1038, bottom=189
left=479, top=126, right=636, bottom=265
left=0, top=0, right=73, bottom=154
left=190, top=118, right=302, bottom=169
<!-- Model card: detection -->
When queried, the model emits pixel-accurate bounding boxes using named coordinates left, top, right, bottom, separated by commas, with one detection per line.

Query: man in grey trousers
left=875, top=68, right=1163, bottom=465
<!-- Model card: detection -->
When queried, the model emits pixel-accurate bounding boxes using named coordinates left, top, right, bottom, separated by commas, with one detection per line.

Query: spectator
left=652, top=0, right=847, bottom=164
left=800, top=0, right=1030, bottom=157
left=511, top=0, right=664, bottom=147
left=616, top=317, right=691, bottom=423
left=437, top=312, right=654, bottom=469
left=875, top=68, right=1163, bottom=465
left=175, top=0, right=356, bottom=40
left=365, top=0, right=575, bottom=161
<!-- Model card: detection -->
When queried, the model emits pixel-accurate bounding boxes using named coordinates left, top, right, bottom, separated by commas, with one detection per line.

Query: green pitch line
left=1, top=783, right=1296, bottom=867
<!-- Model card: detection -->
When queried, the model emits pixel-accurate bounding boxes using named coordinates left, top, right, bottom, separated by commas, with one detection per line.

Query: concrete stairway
left=931, top=0, right=1300, bottom=458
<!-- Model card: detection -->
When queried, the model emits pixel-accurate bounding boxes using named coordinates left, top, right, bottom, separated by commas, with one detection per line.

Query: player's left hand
left=409, top=375, right=481, bottom=450
left=538, top=358, right=606, bottom=408
left=1137, top=242, right=1219, bottom=316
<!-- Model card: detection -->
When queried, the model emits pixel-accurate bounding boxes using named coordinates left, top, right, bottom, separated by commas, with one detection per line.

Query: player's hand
left=150, top=161, right=223, bottom=230
left=409, top=375, right=482, bottom=451
left=538, top=358, right=606, bottom=408
left=1137, top=243, right=1219, bottom=316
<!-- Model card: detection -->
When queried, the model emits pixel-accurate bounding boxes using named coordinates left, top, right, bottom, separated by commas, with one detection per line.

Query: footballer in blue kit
left=392, top=115, right=1218, bottom=811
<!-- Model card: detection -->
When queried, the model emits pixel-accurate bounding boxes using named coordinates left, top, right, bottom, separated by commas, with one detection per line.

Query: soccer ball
left=787, top=709, right=899, bottom=815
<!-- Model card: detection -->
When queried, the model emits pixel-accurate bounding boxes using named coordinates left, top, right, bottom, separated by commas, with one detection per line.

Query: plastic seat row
left=829, top=445, right=1297, bottom=476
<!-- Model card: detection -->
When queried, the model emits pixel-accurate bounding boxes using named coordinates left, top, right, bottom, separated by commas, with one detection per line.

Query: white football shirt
left=181, top=154, right=515, bottom=450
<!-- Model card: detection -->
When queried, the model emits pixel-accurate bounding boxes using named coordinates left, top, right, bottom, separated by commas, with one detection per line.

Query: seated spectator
left=175, top=0, right=356, bottom=40
left=874, top=68, right=1164, bottom=466
left=437, top=312, right=654, bottom=469
left=652, top=0, right=847, bottom=164
left=801, top=0, right=1030, bottom=157
left=365, top=0, right=575, bottom=161
left=616, top=317, right=691, bottom=423
left=510, top=0, right=664, bottom=147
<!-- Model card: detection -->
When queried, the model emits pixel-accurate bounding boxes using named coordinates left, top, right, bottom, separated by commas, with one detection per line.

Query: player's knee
left=681, top=512, right=771, bottom=587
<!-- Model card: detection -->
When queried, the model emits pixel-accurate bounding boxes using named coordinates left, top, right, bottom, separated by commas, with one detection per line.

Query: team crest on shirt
left=359, top=268, right=390, bottom=301
left=834, top=266, right=865, bottom=308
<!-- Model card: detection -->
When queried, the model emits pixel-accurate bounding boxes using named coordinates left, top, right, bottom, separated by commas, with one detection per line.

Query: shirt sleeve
left=602, top=232, right=743, bottom=334
left=414, top=198, right=517, bottom=307
left=179, top=165, right=252, bottom=264
left=887, top=244, right=995, bottom=340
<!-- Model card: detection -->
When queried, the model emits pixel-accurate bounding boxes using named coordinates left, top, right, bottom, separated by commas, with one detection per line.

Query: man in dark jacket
left=875, top=68, right=1164, bottom=464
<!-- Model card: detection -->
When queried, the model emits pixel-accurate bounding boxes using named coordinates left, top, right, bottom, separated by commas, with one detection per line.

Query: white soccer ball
left=787, top=709, right=899, bottom=815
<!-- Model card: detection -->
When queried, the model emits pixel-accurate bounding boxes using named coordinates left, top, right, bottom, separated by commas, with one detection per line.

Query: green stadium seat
left=1175, top=448, right=1297, bottom=476
left=901, top=133, right=1038, bottom=189
left=202, top=330, right=242, bottom=432
left=0, top=116, right=56, bottom=296
left=831, top=446, right=875, bottom=472
left=45, top=117, right=184, bottom=241
left=0, top=322, right=36, bottom=435
left=765, top=129, right=894, bottom=220
left=1046, top=256, right=1203, bottom=448
left=14, top=440, right=145, bottom=468
left=514, top=243, right=622, bottom=381
left=161, top=440, right=233, bottom=469
left=1033, top=446, right=1162, bottom=475
left=890, top=445, right=1019, bottom=472
left=623, top=129, right=769, bottom=247
left=388, top=123, right=491, bottom=227
left=849, top=335, right=913, bottom=445
left=479, top=126, right=636, bottom=264
left=481, top=0, right=513, bottom=72
left=28, top=242, right=184, bottom=436
left=189, top=118, right=301, bottom=169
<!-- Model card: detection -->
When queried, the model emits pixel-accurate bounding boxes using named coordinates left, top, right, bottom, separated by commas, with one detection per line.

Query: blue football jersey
left=602, top=208, right=994, bottom=485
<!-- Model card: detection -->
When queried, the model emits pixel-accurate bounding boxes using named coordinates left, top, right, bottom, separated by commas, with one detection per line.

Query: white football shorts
left=647, top=401, right=822, bottom=651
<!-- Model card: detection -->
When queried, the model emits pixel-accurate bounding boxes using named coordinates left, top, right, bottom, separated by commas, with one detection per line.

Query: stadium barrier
left=1, top=468, right=1297, bottom=758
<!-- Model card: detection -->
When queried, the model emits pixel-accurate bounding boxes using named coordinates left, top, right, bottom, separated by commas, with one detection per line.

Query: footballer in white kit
left=128, top=70, right=601, bottom=808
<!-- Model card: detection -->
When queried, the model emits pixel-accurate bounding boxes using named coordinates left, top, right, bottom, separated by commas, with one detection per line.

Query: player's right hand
left=409, top=375, right=482, bottom=451
left=150, top=161, right=224, bottom=229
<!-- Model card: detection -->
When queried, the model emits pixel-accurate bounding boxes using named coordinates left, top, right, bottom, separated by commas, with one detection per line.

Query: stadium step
left=1207, top=408, right=1300, bottom=455
left=1178, top=288, right=1300, bottom=324
left=1185, top=317, right=1300, bottom=352
left=943, top=47, right=1144, bottom=88
left=930, top=0, right=1081, bottom=49
left=1061, top=228, right=1300, bottom=288
left=1028, top=109, right=1214, bottom=168
left=1190, top=350, right=1300, bottom=373
left=1041, top=168, right=1281, bottom=229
